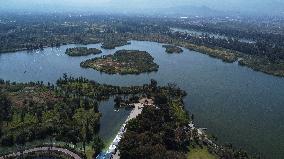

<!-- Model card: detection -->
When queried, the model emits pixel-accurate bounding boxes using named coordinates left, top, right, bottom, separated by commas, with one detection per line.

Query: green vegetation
left=101, top=39, right=130, bottom=49
left=0, top=14, right=283, bottom=77
left=23, top=152, right=67, bottom=159
left=0, top=79, right=102, bottom=157
left=0, top=77, right=252, bottom=159
left=239, top=55, right=284, bottom=77
left=169, top=99, right=190, bottom=125
left=118, top=83, right=190, bottom=159
left=118, top=81, right=250, bottom=159
left=56, top=76, right=172, bottom=101
left=65, top=47, right=102, bottom=56
left=129, top=34, right=238, bottom=63
left=0, top=14, right=274, bottom=158
left=80, top=50, right=159, bottom=74
left=183, top=43, right=238, bottom=63
left=0, top=76, right=188, bottom=158
left=187, top=148, right=217, bottom=159
left=163, top=45, right=183, bottom=54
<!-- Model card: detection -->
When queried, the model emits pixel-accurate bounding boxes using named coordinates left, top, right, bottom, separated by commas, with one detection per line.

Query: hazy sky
left=1, top=0, right=284, bottom=15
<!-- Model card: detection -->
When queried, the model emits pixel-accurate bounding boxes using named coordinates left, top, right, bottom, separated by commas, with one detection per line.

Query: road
left=0, top=146, right=82, bottom=159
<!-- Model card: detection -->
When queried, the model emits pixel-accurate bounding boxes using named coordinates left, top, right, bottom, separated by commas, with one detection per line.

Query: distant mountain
left=241, top=1, right=284, bottom=16
left=150, top=4, right=284, bottom=17
left=158, top=5, right=228, bottom=17
left=1, top=0, right=283, bottom=17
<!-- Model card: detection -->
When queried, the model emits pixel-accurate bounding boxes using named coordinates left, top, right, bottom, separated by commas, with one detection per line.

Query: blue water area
left=98, top=97, right=130, bottom=142
left=96, top=152, right=112, bottom=159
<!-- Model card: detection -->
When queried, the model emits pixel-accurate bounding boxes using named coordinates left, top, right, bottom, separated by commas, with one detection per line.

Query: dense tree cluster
left=0, top=76, right=253, bottom=158
left=65, top=47, right=102, bottom=57
left=119, top=107, right=189, bottom=159
left=101, top=40, right=130, bottom=49
left=0, top=14, right=169, bottom=53
left=0, top=75, right=187, bottom=155
left=1, top=14, right=283, bottom=76
left=162, top=45, right=183, bottom=54
left=119, top=83, right=190, bottom=159
left=118, top=81, right=251, bottom=159
left=169, top=31, right=284, bottom=62
left=0, top=81, right=102, bottom=155
left=80, top=50, right=159, bottom=75
left=57, top=75, right=186, bottom=101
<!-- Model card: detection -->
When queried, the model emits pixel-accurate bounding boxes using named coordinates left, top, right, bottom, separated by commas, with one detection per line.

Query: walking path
left=188, top=121, right=219, bottom=150
left=0, top=147, right=82, bottom=159
left=126, top=102, right=144, bottom=122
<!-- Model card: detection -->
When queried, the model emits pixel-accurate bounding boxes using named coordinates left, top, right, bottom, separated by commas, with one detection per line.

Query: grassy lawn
left=85, top=145, right=95, bottom=159
left=188, top=148, right=218, bottom=159
left=169, top=99, right=190, bottom=125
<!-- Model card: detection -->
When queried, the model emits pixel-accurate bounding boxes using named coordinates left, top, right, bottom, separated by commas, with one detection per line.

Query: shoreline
left=0, top=37, right=283, bottom=77
left=97, top=98, right=153, bottom=159
left=98, top=97, right=221, bottom=159
left=80, top=50, right=159, bottom=75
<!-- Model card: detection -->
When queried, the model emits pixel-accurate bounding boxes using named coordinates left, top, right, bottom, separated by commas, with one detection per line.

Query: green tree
left=73, top=108, right=88, bottom=153
left=91, top=135, right=104, bottom=156
left=0, top=94, right=12, bottom=121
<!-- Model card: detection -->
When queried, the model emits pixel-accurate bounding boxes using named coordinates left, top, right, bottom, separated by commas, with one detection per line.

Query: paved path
left=126, top=103, right=144, bottom=122
left=0, top=147, right=82, bottom=159
left=188, top=122, right=219, bottom=150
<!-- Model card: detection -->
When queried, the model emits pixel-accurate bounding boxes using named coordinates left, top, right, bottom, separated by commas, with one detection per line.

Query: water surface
left=98, top=97, right=130, bottom=143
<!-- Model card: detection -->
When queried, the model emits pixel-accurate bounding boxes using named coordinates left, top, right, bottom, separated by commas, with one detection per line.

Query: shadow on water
left=98, top=97, right=131, bottom=144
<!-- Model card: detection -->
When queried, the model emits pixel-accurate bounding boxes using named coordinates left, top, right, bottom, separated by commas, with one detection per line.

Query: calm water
left=0, top=41, right=284, bottom=158
left=98, top=97, right=131, bottom=143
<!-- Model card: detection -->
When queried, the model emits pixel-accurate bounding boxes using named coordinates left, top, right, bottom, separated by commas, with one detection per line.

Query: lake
left=0, top=41, right=283, bottom=158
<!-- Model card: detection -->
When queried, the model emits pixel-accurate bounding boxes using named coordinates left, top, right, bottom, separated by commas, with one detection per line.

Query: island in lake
left=65, top=47, right=102, bottom=56
left=101, top=40, right=130, bottom=49
left=80, top=50, right=159, bottom=74
left=162, top=45, right=183, bottom=54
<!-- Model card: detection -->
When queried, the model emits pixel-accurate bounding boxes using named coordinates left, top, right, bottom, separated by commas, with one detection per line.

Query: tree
left=73, top=108, right=88, bottom=153
left=73, top=108, right=100, bottom=153
left=91, top=135, right=104, bottom=156
left=150, top=79, right=158, bottom=91
left=1, top=134, right=14, bottom=146
left=114, top=96, right=123, bottom=108
left=0, top=94, right=12, bottom=122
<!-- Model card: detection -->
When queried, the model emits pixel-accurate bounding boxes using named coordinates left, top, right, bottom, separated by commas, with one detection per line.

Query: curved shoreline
left=80, top=50, right=159, bottom=75
left=0, top=34, right=283, bottom=78
left=0, top=147, right=82, bottom=159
